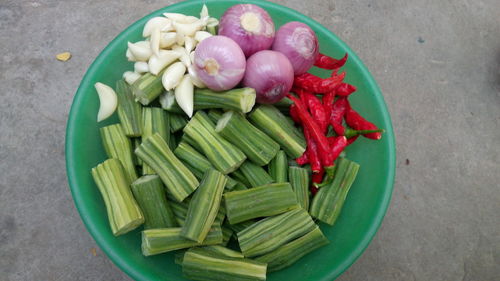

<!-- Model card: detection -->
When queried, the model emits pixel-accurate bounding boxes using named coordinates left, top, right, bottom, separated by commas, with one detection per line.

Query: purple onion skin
left=272, top=21, right=319, bottom=75
left=194, top=36, right=246, bottom=91
left=243, top=50, right=294, bottom=104
left=219, top=4, right=275, bottom=57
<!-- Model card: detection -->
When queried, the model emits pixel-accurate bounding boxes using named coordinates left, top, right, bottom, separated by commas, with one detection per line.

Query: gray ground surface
left=1, top=0, right=499, bottom=280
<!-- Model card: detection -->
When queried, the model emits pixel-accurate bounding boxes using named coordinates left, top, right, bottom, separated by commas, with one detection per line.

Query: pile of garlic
left=123, top=5, right=218, bottom=117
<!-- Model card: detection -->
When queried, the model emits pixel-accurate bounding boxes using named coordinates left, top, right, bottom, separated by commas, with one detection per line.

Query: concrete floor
left=1, top=0, right=499, bottom=280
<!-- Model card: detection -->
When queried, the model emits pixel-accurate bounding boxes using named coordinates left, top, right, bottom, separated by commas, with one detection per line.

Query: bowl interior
left=66, top=0, right=395, bottom=280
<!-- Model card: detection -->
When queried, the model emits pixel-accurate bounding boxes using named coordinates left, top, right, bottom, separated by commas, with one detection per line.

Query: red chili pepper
left=287, top=95, right=334, bottom=169
left=310, top=185, right=319, bottom=196
left=347, top=136, right=359, bottom=146
left=295, top=151, right=309, bottom=165
left=314, top=53, right=348, bottom=70
left=330, top=97, right=348, bottom=135
left=312, top=169, right=324, bottom=184
left=335, top=83, right=357, bottom=97
left=293, top=72, right=345, bottom=94
left=322, top=90, right=336, bottom=121
left=304, top=128, right=321, bottom=173
left=302, top=91, right=328, bottom=133
left=327, top=136, right=348, bottom=161
left=344, top=127, right=384, bottom=138
left=345, top=102, right=383, bottom=140
left=289, top=104, right=300, bottom=123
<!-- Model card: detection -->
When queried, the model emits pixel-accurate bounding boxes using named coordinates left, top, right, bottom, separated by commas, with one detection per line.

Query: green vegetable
left=135, top=133, right=199, bottom=202
left=230, top=170, right=251, bottom=188
left=132, top=137, right=142, bottom=166
left=183, top=111, right=246, bottom=174
left=207, top=109, right=223, bottom=123
left=274, top=96, right=293, bottom=114
left=227, top=219, right=256, bottom=234
left=168, top=132, right=177, bottom=151
left=100, top=124, right=138, bottom=183
left=268, top=150, right=288, bottom=183
left=169, top=197, right=225, bottom=227
left=142, top=107, right=170, bottom=175
left=221, top=224, right=233, bottom=246
left=174, top=142, right=237, bottom=190
left=238, top=161, right=274, bottom=187
left=310, top=158, right=360, bottom=225
left=232, top=182, right=248, bottom=191
left=201, top=245, right=244, bottom=258
left=141, top=227, right=222, bottom=256
left=131, top=71, right=165, bottom=105
left=181, top=170, right=227, bottom=243
left=224, top=183, right=299, bottom=224
left=91, top=159, right=144, bottom=236
left=288, top=167, right=310, bottom=210
left=164, top=88, right=256, bottom=114
left=249, top=105, right=306, bottom=158
left=182, top=248, right=267, bottom=281
left=255, top=227, right=329, bottom=272
left=237, top=208, right=316, bottom=257
left=216, top=111, right=279, bottom=166
left=130, top=175, right=177, bottom=229
left=115, top=80, right=142, bottom=137
left=169, top=113, right=189, bottom=133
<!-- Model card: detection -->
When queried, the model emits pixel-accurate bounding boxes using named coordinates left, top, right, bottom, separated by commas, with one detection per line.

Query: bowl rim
left=65, top=0, right=396, bottom=280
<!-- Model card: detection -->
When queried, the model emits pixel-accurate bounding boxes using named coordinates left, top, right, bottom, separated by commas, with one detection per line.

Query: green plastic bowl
left=65, top=0, right=395, bottom=280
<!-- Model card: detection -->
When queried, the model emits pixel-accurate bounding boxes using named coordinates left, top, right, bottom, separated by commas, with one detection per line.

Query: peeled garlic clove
left=175, top=31, right=185, bottom=46
left=162, top=62, right=187, bottom=90
left=148, top=50, right=181, bottom=75
left=150, top=27, right=161, bottom=57
left=143, top=17, right=172, bottom=37
left=159, top=90, right=176, bottom=110
left=134, top=61, right=149, bottom=73
left=172, top=45, right=191, bottom=67
left=200, top=4, right=209, bottom=19
left=172, top=20, right=205, bottom=37
left=128, top=41, right=152, bottom=61
left=187, top=65, right=206, bottom=88
left=189, top=51, right=195, bottom=63
left=126, top=49, right=137, bottom=62
left=194, top=31, right=212, bottom=43
left=123, top=71, right=142, bottom=85
left=95, top=82, right=117, bottom=122
left=175, top=74, right=194, bottom=117
left=163, top=13, right=198, bottom=23
left=184, top=36, right=196, bottom=53
left=160, top=32, right=177, bottom=48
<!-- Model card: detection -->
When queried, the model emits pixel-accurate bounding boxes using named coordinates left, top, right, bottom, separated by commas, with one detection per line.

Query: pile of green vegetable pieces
left=91, top=79, right=360, bottom=281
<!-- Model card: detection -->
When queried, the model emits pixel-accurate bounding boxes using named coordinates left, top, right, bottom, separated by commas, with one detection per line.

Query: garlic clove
left=175, top=74, right=194, bottom=117
left=148, top=50, right=181, bottom=75
left=200, top=4, right=209, bottom=19
left=150, top=27, right=161, bottom=57
left=172, top=45, right=191, bottom=67
left=95, top=82, right=118, bottom=122
left=163, top=13, right=198, bottom=24
left=189, top=51, right=195, bottom=63
left=123, top=71, right=142, bottom=85
left=187, top=65, right=206, bottom=88
left=127, top=41, right=152, bottom=61
left=143, top=17, right=172, bottom=37
left=184, top=36, right=196, bottom=53
left=134, top=61, right=149, bottom=73
left=172, top=20, right=206, bottom=37
left=175, top=31, right=185, bottom=46
left=126, top=48, right=137, bottom=62
left=194, top=31, right=212, bottom=43
left=160, top=32, right=177, bottom=48
left=162, top=62, right=187, bottom=90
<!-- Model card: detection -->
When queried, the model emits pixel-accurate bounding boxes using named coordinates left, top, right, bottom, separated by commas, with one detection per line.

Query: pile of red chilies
left=288, top=53, right=383, bottom=195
